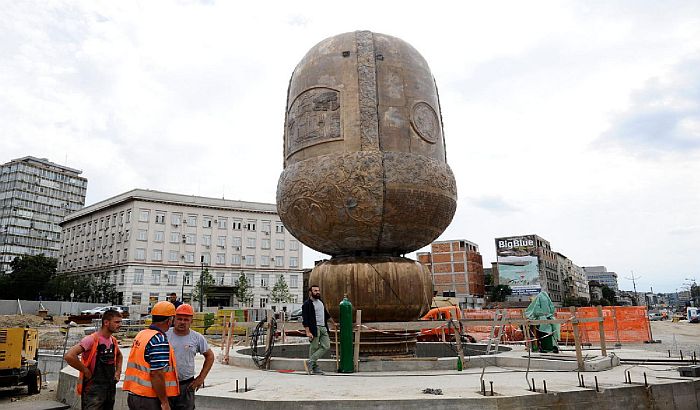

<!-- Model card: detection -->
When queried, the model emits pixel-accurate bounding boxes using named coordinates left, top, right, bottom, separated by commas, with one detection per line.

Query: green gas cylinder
left=338, top=295, right=354, bottom=373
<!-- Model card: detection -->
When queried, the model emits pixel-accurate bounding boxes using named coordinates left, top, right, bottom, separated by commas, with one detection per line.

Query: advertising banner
left=495, top=235, right=541, bottom=295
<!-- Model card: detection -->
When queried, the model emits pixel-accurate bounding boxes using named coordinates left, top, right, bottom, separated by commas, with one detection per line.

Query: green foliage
left=0, top=255, right=57, bottom=300
left=46, top=273, right=118, bottom=303
left=489, top=285, right=512, bottom=302
left=601, top=285, right=617, bottom=305
left=269, top=275, right=293, bottom=303
left=234, top=273, right=254, bottom=307
left=563, top=296, right=591, bottom=307
left=192, top=268, right=215, bottom=305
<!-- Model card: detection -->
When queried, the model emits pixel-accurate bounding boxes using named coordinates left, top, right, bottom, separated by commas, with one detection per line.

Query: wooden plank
left=223, top=313, right=235, bottom=365
left=353, top=310, right=362, bottom=372
left=452, top=319, right=465, bottom=370
left=570, top=306, right=584, bottom=371
left=596, top=305, right=607, bottom=357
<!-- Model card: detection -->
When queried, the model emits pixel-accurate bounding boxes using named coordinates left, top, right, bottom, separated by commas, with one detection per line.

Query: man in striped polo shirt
left=124, top=301, right=179, bottom=410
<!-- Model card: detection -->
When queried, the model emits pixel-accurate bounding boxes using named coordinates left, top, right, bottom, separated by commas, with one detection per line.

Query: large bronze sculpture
left=277, top=31, right=457, bottom=354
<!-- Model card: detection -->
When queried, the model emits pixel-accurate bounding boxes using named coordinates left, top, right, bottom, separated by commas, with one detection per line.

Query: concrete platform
left=56, top=345, right=700, bottom=409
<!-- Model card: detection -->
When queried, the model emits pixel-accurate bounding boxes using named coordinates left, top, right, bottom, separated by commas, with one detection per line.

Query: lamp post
left=199, top=256, right=206, bottom=312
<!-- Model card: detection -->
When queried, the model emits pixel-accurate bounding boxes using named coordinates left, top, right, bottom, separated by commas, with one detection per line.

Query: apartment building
left=556, top=252, right=590, bottom=302
left=0, top=156, right=87, bottom=273
left=58, top=189, right=303, bottom=314
left=417, top=239, right=485, bottom=308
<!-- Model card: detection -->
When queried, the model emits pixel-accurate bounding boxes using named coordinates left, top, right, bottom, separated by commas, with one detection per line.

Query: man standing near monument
left=64, top=309, right=123, bottom=410
left=166, top=304, right=215, bottom=410
left=302, top=285, right=335, bottom=375
left=123, top=301, right=179, bottom=410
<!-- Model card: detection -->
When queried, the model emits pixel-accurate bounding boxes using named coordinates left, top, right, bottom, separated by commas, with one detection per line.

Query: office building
left=583, top=266, right=619, bottom=292
left=58, top=189, right=304, bottom=314
left=0, top=156, right=87, bottom=273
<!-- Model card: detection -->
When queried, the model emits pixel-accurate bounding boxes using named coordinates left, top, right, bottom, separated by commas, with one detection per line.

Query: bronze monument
left=276, top=31, right=457, bottom=354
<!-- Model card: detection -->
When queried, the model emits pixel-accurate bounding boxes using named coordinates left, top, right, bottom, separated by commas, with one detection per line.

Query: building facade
left=417, top=239, right=485, bottom=309
left=583, top=266, right=619, bottom=292
left=58, top=189, right=303, bottom=314
left=556, top=252, right=590, bottom=302
left=0, top=156, right=87, bottom=274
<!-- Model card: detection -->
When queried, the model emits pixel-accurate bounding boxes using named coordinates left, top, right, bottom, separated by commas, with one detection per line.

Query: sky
left=2, top=1, right=699, bottom=293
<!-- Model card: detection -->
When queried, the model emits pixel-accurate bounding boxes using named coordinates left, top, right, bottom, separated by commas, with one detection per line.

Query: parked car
left=289, top=308, right=302, bottom=322
left=80, top=306, right=110, bottom=315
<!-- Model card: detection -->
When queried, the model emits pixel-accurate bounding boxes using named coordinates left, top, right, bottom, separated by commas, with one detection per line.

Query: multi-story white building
left=58, top=189, right=303, bottom=314
left=583, top=266, right=619, bottom=292
left=0, top=156, right=87, bottom=274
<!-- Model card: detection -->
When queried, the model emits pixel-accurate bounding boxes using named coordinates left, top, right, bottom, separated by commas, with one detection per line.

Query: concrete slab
left=56, top=346, right=700, bottom=409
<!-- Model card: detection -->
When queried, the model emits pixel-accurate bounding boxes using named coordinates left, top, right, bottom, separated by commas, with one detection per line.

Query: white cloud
left=2, top=1, right=700, bottom=292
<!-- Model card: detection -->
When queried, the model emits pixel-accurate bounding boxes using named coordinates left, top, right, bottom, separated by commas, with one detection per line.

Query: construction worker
left=166, top=304, right=215, bottom=410
left=64, top=309, right=123, bottom=410
left=123, top=301, right=179, bottom=410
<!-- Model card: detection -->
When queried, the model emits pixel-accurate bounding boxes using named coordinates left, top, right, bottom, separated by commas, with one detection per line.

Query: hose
left=250, top=315, right=277, bottom=369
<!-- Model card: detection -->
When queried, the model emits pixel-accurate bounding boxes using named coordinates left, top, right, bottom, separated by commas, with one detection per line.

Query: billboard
left=495, top=235, right=541, bottom=296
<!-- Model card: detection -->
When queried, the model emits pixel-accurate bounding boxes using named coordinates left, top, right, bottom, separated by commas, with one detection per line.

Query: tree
left=269, top=275, right=293, bottom=303
left=489, top=285, right=512, bottom=302
left=601, top=285, right=617, bottom=305
left=45, top=273, right=118, bottom=303
left=234, top=273, right=254, bottom=307
left=192, top=268, right=214, bottom=308
left=0, top=255, right=57, bottom=300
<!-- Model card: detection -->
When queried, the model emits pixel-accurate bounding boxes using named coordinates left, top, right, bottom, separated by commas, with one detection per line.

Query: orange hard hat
left=176, top=304, right=194, bottom=316
left=152, top=301, right=176, bottom=316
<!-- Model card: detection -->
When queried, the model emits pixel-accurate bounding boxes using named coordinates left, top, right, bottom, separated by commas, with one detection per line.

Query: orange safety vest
left=122, top=329, right=179, bottom=398
left=76, top=332, right=121, bottom=395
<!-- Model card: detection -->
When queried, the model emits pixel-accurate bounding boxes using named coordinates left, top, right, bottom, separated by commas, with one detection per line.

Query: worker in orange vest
left=64, top=309, right=123, bottom=410
left=123, top=301, right=179, bottom=410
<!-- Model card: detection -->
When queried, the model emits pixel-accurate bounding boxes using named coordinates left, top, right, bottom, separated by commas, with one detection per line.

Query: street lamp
left=199, top=255, right=207, bottom=312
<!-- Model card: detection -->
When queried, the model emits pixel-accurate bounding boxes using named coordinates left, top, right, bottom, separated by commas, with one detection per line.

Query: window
left=135, top=248, right=146, bottom=260
left=184, top=271, right=192, bottom=285
left=259, top=297, right=268, bottom=308
left=203, top=216, right=213, bottom=228
left=260, top=274, right=269, bottom=288
left=261, top=255, right=270, bottom=266
left=153, top=249, right=162, bottom=261
left=290, top=256, right=298, bottom=268
left=126, top=210, right=132, bottom=223
left=149, top=293, right=159, bottom=305
left=246, top=220, right=256, bottom=231
left=261, top=238, right=270, bottom=249
left=187, top=215, right=197, bottom=226
left=154, top=231, right=164, bottom=242
left=125, top=230, right=130, bottom=241
left=276, top=239, right=285, bottom=250
left=137, top=229, right=148, bottom=241
left=246, top=273, right=255, bottom=288
left=232, top=254, right=241, bottom=265
left=170, top=232, right=180, bottom=243
left=217, top=217, right=227, bottom=229
left=112, top=214, right=117, bottom=227
left=123, top=249, right=128, bottom=260
left=216, top=253, right=225, bottom=264
left=246, top=238, right=256, bottom=248
left=203, top=235, right=212, bottom=246
left=185, top=252, right=195, bottom=263
left=275, top=257, right=284, bottom=267
left=261, top=221, right=271, bottom=233
left=134, top=269, right=144, bottom=284
left=119, top=212, right=124, bottom=225
left=185, top=234, right=196, bottom=244
left=169, top=250, right=178, bottom=262
left=171, top=213, right=182, bottom=226
left=218, top=236, right=226, bottom=247
left=167, top=271, right=178, bottom=285
left=290, top=275, right=298, bottom=288
left=155, top=212, right=165, bottom=224
left=232, top=236, right=242, bottom=248
left=151, top=270, right=161, bottom=285
left=232, top=219, right=242, bottom=230
left=290, top=240, right=299, bottom=251
left=275, top=223, right=284, bottom=233
left=201, top=253, right=210, bottom=264
left=132, top=292, right=142, bottom=305
left=245, top=255, right=255, bottom=266
left=216, top=272, right=225, bottom=285
left=139, top=209, right=149, bottom=222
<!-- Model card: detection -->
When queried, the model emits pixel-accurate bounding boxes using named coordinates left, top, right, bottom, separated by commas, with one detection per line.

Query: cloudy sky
left=2, top=1, right=699, bottom=293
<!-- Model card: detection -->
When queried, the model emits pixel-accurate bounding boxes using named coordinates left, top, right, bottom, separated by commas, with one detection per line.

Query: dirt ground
left=636, top=320, right=700, bottom=356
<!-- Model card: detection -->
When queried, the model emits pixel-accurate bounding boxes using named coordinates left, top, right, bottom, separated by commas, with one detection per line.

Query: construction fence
left=461, top=306, right=652, bottom=345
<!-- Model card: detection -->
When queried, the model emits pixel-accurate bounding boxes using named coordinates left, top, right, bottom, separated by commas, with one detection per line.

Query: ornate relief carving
left=286, top=87, right=342, bottom=157
left=355, top=30, right=380, bottom=151
left=410, top=102, right=440, bottom=144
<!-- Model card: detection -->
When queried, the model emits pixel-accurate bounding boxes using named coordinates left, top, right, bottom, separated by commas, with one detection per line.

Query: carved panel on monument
left=286, top=87, right=342, bottom=157
left=410, top=101, right=440, bottom=144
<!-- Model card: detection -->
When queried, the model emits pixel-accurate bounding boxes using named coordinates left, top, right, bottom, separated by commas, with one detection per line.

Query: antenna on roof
left=222, top=184, right=225, bottom=200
